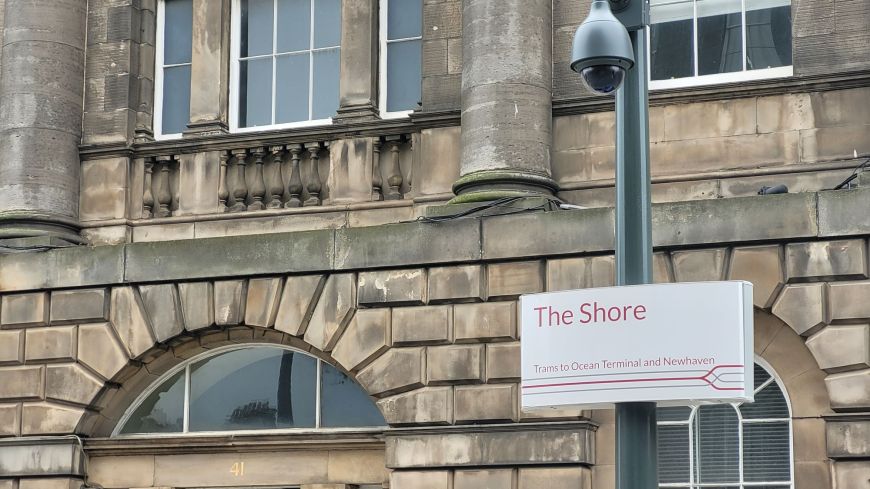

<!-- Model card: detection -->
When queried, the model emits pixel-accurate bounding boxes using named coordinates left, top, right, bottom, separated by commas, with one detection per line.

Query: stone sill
left=2, top=189, right=868, bottom=292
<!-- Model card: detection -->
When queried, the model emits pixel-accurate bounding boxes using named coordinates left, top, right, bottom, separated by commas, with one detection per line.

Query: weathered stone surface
left=828, top=281, right=870, bottom=322
left=274, top=275, right=324, bottom=336
left=547, top=255, right=614, bottom=291
left=454, top=469, right=513, bottom=489
left=245, top=278, right=283, bottom=327
left=324, top=449, right=386, bottom=485
left=213, top=280, right=247, bottom=326
left=24, top=326, right=77, bottom=362
left=827, top=419, right=870, bottom=459
left=826, top=369, right=870, bottom=411
left=454, top=384, right=516, bottom=423
left=454, top=302, right=517, bottom=342
left=834, top=461, right=870, bottom=489
left=327, top=138, right=375, bottom=204
left=818, top=187, right=870, bottom=237
left=772, top=284, right=826, bottom=336
left=358, top=269, right=426, bottom=306
left=79, top=157, right=128, bottom=222
left=0, top=366, right=43, bottom=400
left=412, top=127, right=461, bottom=197
left=392, top=306, right=452, bottom=345
left=0, top=245, right=124, bottom=294
left=305, top=274, right=356, bottom=352
left=152, top=451, right=330, bottom=486
left=50, top=289, right=108, bottom=324
left=45, top=364, right=103, bottom=406
left=427, top=344, right=483, bottom=384
left=110, top=287, right=156, bottom=358
left=791, top=417, right=827, bottom=463
left=671, top=248, right=727, bottom=282
left=332, top=308, right=391, bottom=372
left=87, top=455, right=155, bottom=488
left=487, top=342, right=520, bottom=382
left=178, top=282, right=214, bottom=331
left=139, top=284, right=184, bottom=343
left=807, top=325, right=870, bottom=373
left=483, top=208, right=614, bottom=260
left=728, top=245, right=785, bottom=308
left=428, top=265, right=485, bottom=303
left=1, top=292, right=49, bottom=327
left=786, top=240, right=868, bottom=281
left=19, top=479, right=82, bottom=489
left=0, top=403, right=21, bottom=437
left=0, top=330, right=22, bottom=364
left=377, top=387, right=453, bottom=426
left=357, top=347, right=425, bottom=397
left=518, top=467, right=592, bottom=489
left=20, top=401, right=85, bottom=435
left=389, top=470, right=452, bottom=489
left=78, top=323, right=129, bottom=381
left=653, top=253, right=673, bottom=283
left=0, top=437, right=84, bottom=475
left=487, top=261, right=544, bottom=299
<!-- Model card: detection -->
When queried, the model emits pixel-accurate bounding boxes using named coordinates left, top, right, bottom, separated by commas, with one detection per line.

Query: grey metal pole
left=615, top=25, right=658, bottom=489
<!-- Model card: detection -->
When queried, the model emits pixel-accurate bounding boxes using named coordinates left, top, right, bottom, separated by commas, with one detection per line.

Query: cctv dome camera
left=570, top=0, right=635, bottom=95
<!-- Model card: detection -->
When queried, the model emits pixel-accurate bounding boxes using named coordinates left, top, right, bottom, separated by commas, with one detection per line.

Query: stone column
left=451, top=0, right=557, bottom=204
left=186, top=0, right=231, bottom=136
left=0, top=0, right=87, bottom=243
left=334, top=0, right=378, bottom=122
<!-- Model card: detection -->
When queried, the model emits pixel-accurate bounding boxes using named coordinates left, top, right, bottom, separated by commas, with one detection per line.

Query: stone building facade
left=0, top=0, right=869, bottom=488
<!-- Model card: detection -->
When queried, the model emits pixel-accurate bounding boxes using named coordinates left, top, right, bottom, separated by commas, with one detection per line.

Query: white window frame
left=112, top=344, right=387, bottom=438
left=378, top=0, right=422, bottom=119
left=657, top=358, right=794, bottom=489
left=154, top=0, right=192, bottom=141
left=230, top=0, right=340, bottom=133
left=647, top=0, right=793, bottom=91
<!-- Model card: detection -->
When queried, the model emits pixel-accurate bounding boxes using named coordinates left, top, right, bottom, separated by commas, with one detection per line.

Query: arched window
left=115, top=345, right=385, bottom=435
left=657, top=362, right=793, bottom=488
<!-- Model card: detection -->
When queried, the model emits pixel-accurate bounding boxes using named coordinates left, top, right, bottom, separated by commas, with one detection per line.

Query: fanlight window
left=656, top=362, right=793, bottom=489
left=115, top=345, right=385, bottom=435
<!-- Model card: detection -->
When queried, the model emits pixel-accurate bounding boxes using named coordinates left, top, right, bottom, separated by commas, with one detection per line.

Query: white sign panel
left=521, top=281, right=753, bottom=409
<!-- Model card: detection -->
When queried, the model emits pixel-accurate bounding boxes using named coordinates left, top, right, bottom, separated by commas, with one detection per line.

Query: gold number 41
left=230, top=462, right=245, bottom=477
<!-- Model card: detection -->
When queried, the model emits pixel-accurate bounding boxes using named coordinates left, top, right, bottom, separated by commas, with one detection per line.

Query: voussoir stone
left=826, top=369, right=870, bottom=411
left=1, top=292, right=49, bottom=327
left=358, top=269, right=427, bottom=306
left=331, top=308, right=391, bottom=372
left=671, top=248, right=727, bottom=282
left=20, top=402, right=85, bottom=435
left=786, top=239, right=868, bottom=281
left=427, top=344, right=483, bottom=384
left=454, top=384, right=517, bottom=423
left=807, top=325, right=870, bottom=373
left=78, top=323, right=129, bottom=381
left=245, top=278, right=284, bottom=328
left=377, top=387, right=453, bottom=426
left=178, top=282, right=215, bottom=331
left=356, top=347, right=425, bottom=397
left=305, top=274, right=357, bottom=352
left=214, top=280, right=248, bottom=326
left=139, top=284, right=185, bottom=343
left=110, top=287, right=157, bottom=359
left=44, top=363, right=104, bottom=406
left=771, top=284, right=826, bottom=336
left=274, top=275, right=325, bottom=336
left=827, top=281, right=870, bottom=322
left=392, top=305, right=452, bottom=345
left=50, top=288, right=108, bottom=324
left=428, top=265, right=485, bottom=303
left=454, top=302, right=517, bottom=342
left=728, top=245, right=784, bottom=308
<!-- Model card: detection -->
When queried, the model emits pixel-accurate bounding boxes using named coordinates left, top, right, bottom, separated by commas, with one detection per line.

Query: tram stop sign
left=520, top=281, right=754, bottom=410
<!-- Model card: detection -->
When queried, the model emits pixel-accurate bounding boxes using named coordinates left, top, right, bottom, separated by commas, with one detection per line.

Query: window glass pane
left=320, top=362, right=386, bottom=427
left=697, top=0, right=743, bottom=76
left=313, top=0, right=342, bottom=48
left=119, top=369, right=185, bottom=434
left=276, top=53, right=311, bottom=123
left=188, top=348, right=317, bottom=431
left=694, top=404, right=740, bottom=484
left=650, top=19, right=694, bottom=80
left=277, top=0, right=311, bottom=53
left=657, top=423, right=690, bottom=483
left=312, top=48, right=340, bottom=119
left=754, top=363, right=771, bottom=390
left=746, top=5, right=792, bottom=70
left=241, top=0, right=275, bottom=58
left=740, top=381, right=789, bottom=419
left=388, top=0, right=423, bottom=40
left=743, top=422, right=791, bottom=482
left=161, top=64, right=191, bottom=135
left=386, top=39, right=422, bottom=112
left=164, top=0, right=193, bottom=65
left=240, top=58, right=274, bottom=127
left=657, top=405, right=692, bottom=422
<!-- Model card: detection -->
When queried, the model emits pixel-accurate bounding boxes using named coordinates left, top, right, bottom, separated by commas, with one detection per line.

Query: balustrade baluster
left=229, top=149, right=248, bottom=212
left=142, top=157, right=155, bottom=218
left=285, top=144, right=303, bottom=208
left=218, top=150, right=230, bottom=213
left=383, top=135, right=404, bottom=200
left=155, top=155, right=173, bottom=218
left=248, top=147, right=267, bottom=211
left=372, top=138, right=383, bottom=201
left=303, top=142, right=323, bottom=207
left=268, top=146, right=286, bottom=209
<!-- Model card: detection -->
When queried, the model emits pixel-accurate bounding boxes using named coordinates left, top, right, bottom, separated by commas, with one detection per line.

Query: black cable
left=832, top=157, right=870, bottom=190
left=418, top=195, right=568, bottom=223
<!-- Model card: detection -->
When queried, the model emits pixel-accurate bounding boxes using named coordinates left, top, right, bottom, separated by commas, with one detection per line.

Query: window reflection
left=119, top=369, right=185, bottom=434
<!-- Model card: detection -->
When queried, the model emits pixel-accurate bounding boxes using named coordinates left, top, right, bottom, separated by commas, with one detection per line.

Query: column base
left=183, top=120, right=229, bottom=138
left=333, top=103, right=380, bottom=123
left=449, top=169, right=558, bottom=205
left=0, top=212, right=84, bottom=248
